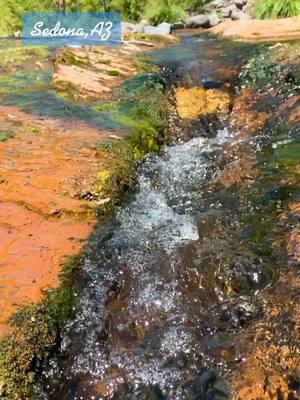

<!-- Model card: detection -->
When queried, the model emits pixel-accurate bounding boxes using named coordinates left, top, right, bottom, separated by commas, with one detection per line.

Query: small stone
left=231, top=10, right=251, bottom=20
left=185, top=14, right=210, bottom=29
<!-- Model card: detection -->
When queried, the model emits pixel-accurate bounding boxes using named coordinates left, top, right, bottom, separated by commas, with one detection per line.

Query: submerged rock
left=175, top=87, right=231, bottom=119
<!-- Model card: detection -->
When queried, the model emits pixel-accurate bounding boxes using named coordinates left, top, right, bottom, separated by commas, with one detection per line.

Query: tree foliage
left=253, top=0, right=300, bottom=19
left=0, top=0, right=210, bottom=36
left=0, top=0, right=53, bottom=35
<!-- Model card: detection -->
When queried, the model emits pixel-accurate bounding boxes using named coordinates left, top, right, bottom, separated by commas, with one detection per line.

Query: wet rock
left=229, top=88, right=266, bottom=137
left=182, top=369, right=229, bottom=400
left=216, top=154, right=260, bottom=188
left=288, top=104, right=300, bottom=123
left=185, top=14, right=210, bottom=29
left=53, top=40, right=172, bottom=99
left=287, top=227, right=300, bottom=263
left=231, top=10, right=251, bottom=20
left=175, top=87, right=231, bottom=119
left=144, top=23, right=171, bottom=35
left=114, top=384, right=166, bottom=399
left=288, top=68, right=300, bottom=86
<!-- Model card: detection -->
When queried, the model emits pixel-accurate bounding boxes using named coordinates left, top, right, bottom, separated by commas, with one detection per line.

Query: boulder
left=221, top=4, right=237, bottom=18
left=231, top=10, right=251, bottom=20
left=157, top=22, right=172, bottom=35
left=234, top=0, right=248, bottom=9
left=185, top=14, right=210, bottom=29
left=208, top=13, right=220, bottom=27
left=202, top=0, right=228, bottom=12
left=144, top=22, right=171, bottom=35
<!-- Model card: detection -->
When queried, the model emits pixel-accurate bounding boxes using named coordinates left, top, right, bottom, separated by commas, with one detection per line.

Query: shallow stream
left=2, top=34, right=300, bottom=400
left=37, top=35, right=300, bottom=399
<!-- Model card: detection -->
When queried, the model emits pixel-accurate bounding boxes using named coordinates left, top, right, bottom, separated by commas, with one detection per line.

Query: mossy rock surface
left=0, top=46, right=49, bottom=69
left=0, top=66, right=170, bottom=399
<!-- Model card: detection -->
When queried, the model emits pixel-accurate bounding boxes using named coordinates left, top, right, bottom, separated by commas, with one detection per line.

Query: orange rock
left=212, top=17, right=300, bottom=42
left=287, top=227, right=300, bottom=263
left=53, top=39, right=175, bottom=99
left=216, top=155, right=260, bottom=188
left=288, top=104, right=300, bottom=123
left=0, top=104, right=126, bottom=335
left=229, top=88, right=266, bottom=138
left=0, top=202, right=94, bottom=331
left=175, top=87, right=231, bottom=120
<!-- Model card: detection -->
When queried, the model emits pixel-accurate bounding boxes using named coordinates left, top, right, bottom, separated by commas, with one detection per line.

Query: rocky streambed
left=0, top=33, right=300, bottom=400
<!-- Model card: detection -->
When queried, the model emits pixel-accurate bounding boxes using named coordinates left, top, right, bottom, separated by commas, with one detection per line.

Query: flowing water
left=3, top=35, right=299, bottom=399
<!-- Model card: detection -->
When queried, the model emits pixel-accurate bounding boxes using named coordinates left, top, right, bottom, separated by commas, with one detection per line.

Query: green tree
left=253, top=0, right=300, bottom=19
left=0, top=0, right=53, bottom=35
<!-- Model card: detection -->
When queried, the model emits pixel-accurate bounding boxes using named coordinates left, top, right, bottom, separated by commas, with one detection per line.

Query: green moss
left=130, top=124, right=162, bottom=158
left=239, top=47, right=281, bottom=88
left=0, top=132, right=12, bottom=141
left=134, top=58, right=157, bottom=73
left=78, top=140, right=137, bottom=210
left=0, top=46, right=49, bottom=69
left=0, top=254, right=83, bottom=400
left=123, top=32, right=175, bottom=43
left=0, top=67, right=170, bottom=398
left=104, top=70, right=121, bottom=77
left=92, top=73, right=168, bottom=160
left=53, top=81, right=81, bottom=100
left=29, top=126, right=41, bottom=133
left=56, top=51, right=90, bottom=68
left=270, top=141, right=300, bottom=171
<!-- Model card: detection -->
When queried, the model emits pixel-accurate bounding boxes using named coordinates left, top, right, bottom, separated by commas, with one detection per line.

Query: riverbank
left=0, top=33, right=300, bottom=400
left=0, top=36, right=176, bottom=337
left=212, top=15, right=300, bottom=41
